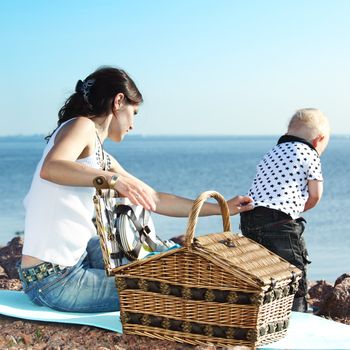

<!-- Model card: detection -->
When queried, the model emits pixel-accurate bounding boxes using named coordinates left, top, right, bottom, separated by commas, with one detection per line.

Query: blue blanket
left=1, top=290, right=349, bottom=349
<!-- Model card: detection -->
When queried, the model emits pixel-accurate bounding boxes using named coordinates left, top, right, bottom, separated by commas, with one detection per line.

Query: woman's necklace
left=95, top=131, right=106, bottom=170
left=95, top=131, right=111, bottom=171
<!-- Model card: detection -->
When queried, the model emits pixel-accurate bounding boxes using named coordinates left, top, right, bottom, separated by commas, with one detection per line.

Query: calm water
left=0, top=135, right=349, bottom=281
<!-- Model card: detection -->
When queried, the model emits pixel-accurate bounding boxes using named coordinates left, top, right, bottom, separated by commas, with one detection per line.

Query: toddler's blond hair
left=288, top=108, right=330, bottom=141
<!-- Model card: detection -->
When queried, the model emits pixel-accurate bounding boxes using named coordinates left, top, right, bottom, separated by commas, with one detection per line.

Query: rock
left=0, top=265, right=9, bottom=279
left=0, top=236, right=23, bottom=279
left=0, top=278, right=22, bottom=290
left=318, top=273, right=350, bottom=319
left=334, top=273, right=350, bottom=286
left=308, top=280, right=333, bottom=310
left=20, top=333, right=33, bottom=345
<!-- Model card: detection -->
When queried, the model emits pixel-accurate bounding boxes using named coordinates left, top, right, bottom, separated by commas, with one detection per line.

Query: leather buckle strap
left=21, top=262, right=66, bottom=284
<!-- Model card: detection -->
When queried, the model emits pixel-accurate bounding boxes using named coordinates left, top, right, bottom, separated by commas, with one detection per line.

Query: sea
left=0, top=135, right=349, bottom=282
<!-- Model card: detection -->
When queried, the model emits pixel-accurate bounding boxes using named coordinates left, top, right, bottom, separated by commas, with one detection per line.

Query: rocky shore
left=0, top=237, right=349, bottom=349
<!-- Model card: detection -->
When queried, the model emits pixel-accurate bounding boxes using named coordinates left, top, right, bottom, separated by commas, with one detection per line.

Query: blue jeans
left=18, top=236, right=120, bottom=313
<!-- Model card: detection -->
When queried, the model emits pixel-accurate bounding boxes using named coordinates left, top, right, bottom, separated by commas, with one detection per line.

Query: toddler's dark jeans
left=240, top=206, right=310, bottom=312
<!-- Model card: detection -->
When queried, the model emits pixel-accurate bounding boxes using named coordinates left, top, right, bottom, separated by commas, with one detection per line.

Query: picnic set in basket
left=93, top=176, right=302, bottom=348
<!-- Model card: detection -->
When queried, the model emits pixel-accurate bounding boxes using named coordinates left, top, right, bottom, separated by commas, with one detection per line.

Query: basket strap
left=139, top=209, right=166, bottom=251
left=184, top=191, right=231, bottom=249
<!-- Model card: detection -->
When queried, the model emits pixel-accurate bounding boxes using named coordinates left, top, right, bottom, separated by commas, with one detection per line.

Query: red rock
left=308, top=280, right=333, bottom=310
left=318, top=274, right=350, bottom=319
left=335, top=273, right=350, bottom=286
left=20, top=333, right=33, bottom=345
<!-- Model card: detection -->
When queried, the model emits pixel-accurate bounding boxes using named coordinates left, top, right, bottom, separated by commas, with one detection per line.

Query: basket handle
left=184, top=191, right=231, bottom=248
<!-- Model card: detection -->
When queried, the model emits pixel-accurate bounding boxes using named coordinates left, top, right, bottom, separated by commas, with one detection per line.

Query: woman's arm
left=108, top=153, right=254, bottom=217
left=40, top=118, right=156, bottom=210
left=303, top=180, right=323, bottom=212
left=152, top=192, right=254, bottom=217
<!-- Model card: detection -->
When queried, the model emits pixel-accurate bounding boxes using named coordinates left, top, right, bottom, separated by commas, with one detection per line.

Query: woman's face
left=109, top=103, right=139, bottom=142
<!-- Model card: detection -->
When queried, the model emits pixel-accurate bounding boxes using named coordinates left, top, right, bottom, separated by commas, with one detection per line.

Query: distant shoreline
left=1, top=134, right=350, bottom=140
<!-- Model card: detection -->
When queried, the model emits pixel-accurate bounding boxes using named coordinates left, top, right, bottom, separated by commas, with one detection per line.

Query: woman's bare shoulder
left=69, top=116, right=95, bottom=129
left=54, top=117, right=95, bottom=144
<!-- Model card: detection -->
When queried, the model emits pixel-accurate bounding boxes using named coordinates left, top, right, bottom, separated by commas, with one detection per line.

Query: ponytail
left=45, top=67, right=143, bottom=141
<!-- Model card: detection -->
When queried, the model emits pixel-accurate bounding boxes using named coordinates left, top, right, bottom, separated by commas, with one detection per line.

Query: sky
left=0, top=0, right=349, bottom=136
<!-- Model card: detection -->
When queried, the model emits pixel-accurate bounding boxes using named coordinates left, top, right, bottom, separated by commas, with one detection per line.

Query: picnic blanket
left=1, top=290, right=349, bottom=349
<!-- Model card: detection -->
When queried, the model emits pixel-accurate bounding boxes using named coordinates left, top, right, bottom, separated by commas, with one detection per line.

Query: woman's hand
left=227, top=195, right=254, bottom=215
left=114, top=175, right=156, bottom=211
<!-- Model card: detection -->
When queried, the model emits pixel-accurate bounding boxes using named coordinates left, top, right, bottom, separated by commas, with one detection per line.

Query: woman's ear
left=113, top=93, right=125, bottom=111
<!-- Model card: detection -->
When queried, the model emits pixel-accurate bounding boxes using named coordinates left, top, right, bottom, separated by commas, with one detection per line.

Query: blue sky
left=0, top=0, right=349, bottom=136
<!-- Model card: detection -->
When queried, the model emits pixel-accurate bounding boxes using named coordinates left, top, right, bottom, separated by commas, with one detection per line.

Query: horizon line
left=1, top=133, right=349, bottom=139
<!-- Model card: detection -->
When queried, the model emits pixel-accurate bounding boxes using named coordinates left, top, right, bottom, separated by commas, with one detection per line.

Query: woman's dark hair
left=45, top=67, right=143, bottom=140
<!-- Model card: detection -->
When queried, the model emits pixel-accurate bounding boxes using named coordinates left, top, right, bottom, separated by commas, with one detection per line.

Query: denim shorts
left=18, top=236, right=120, bottom=313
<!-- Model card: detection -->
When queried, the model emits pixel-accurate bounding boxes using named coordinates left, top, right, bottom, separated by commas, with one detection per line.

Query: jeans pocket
left=33, top=269, right=72, bottom=308
left=290, top=237, right=305, bottom=268
left=298, top=236, right=311, bottom=265
left=293, top=221, right=311, bottom=265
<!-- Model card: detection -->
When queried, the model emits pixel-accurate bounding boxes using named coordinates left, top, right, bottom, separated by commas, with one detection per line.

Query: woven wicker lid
left=193, top=231, right=301, bottom=287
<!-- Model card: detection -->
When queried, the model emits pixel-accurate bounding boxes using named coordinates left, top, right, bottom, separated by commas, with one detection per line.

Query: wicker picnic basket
left=93, top=185, right=302, bottom=348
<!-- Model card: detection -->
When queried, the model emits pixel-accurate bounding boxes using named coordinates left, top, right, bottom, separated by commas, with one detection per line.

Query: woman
left=19, top=67, right=253, bottom=312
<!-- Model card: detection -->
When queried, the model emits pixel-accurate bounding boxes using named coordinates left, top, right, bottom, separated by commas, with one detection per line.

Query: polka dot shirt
left=248, top=139, right=323, bottom=219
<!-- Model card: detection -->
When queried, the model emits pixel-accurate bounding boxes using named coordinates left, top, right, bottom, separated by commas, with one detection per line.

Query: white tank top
left=22, top=119, right=103, bottom=266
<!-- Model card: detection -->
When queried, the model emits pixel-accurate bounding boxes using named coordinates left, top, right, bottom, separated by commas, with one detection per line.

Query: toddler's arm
left=303, top=180, right=323, bottom=212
